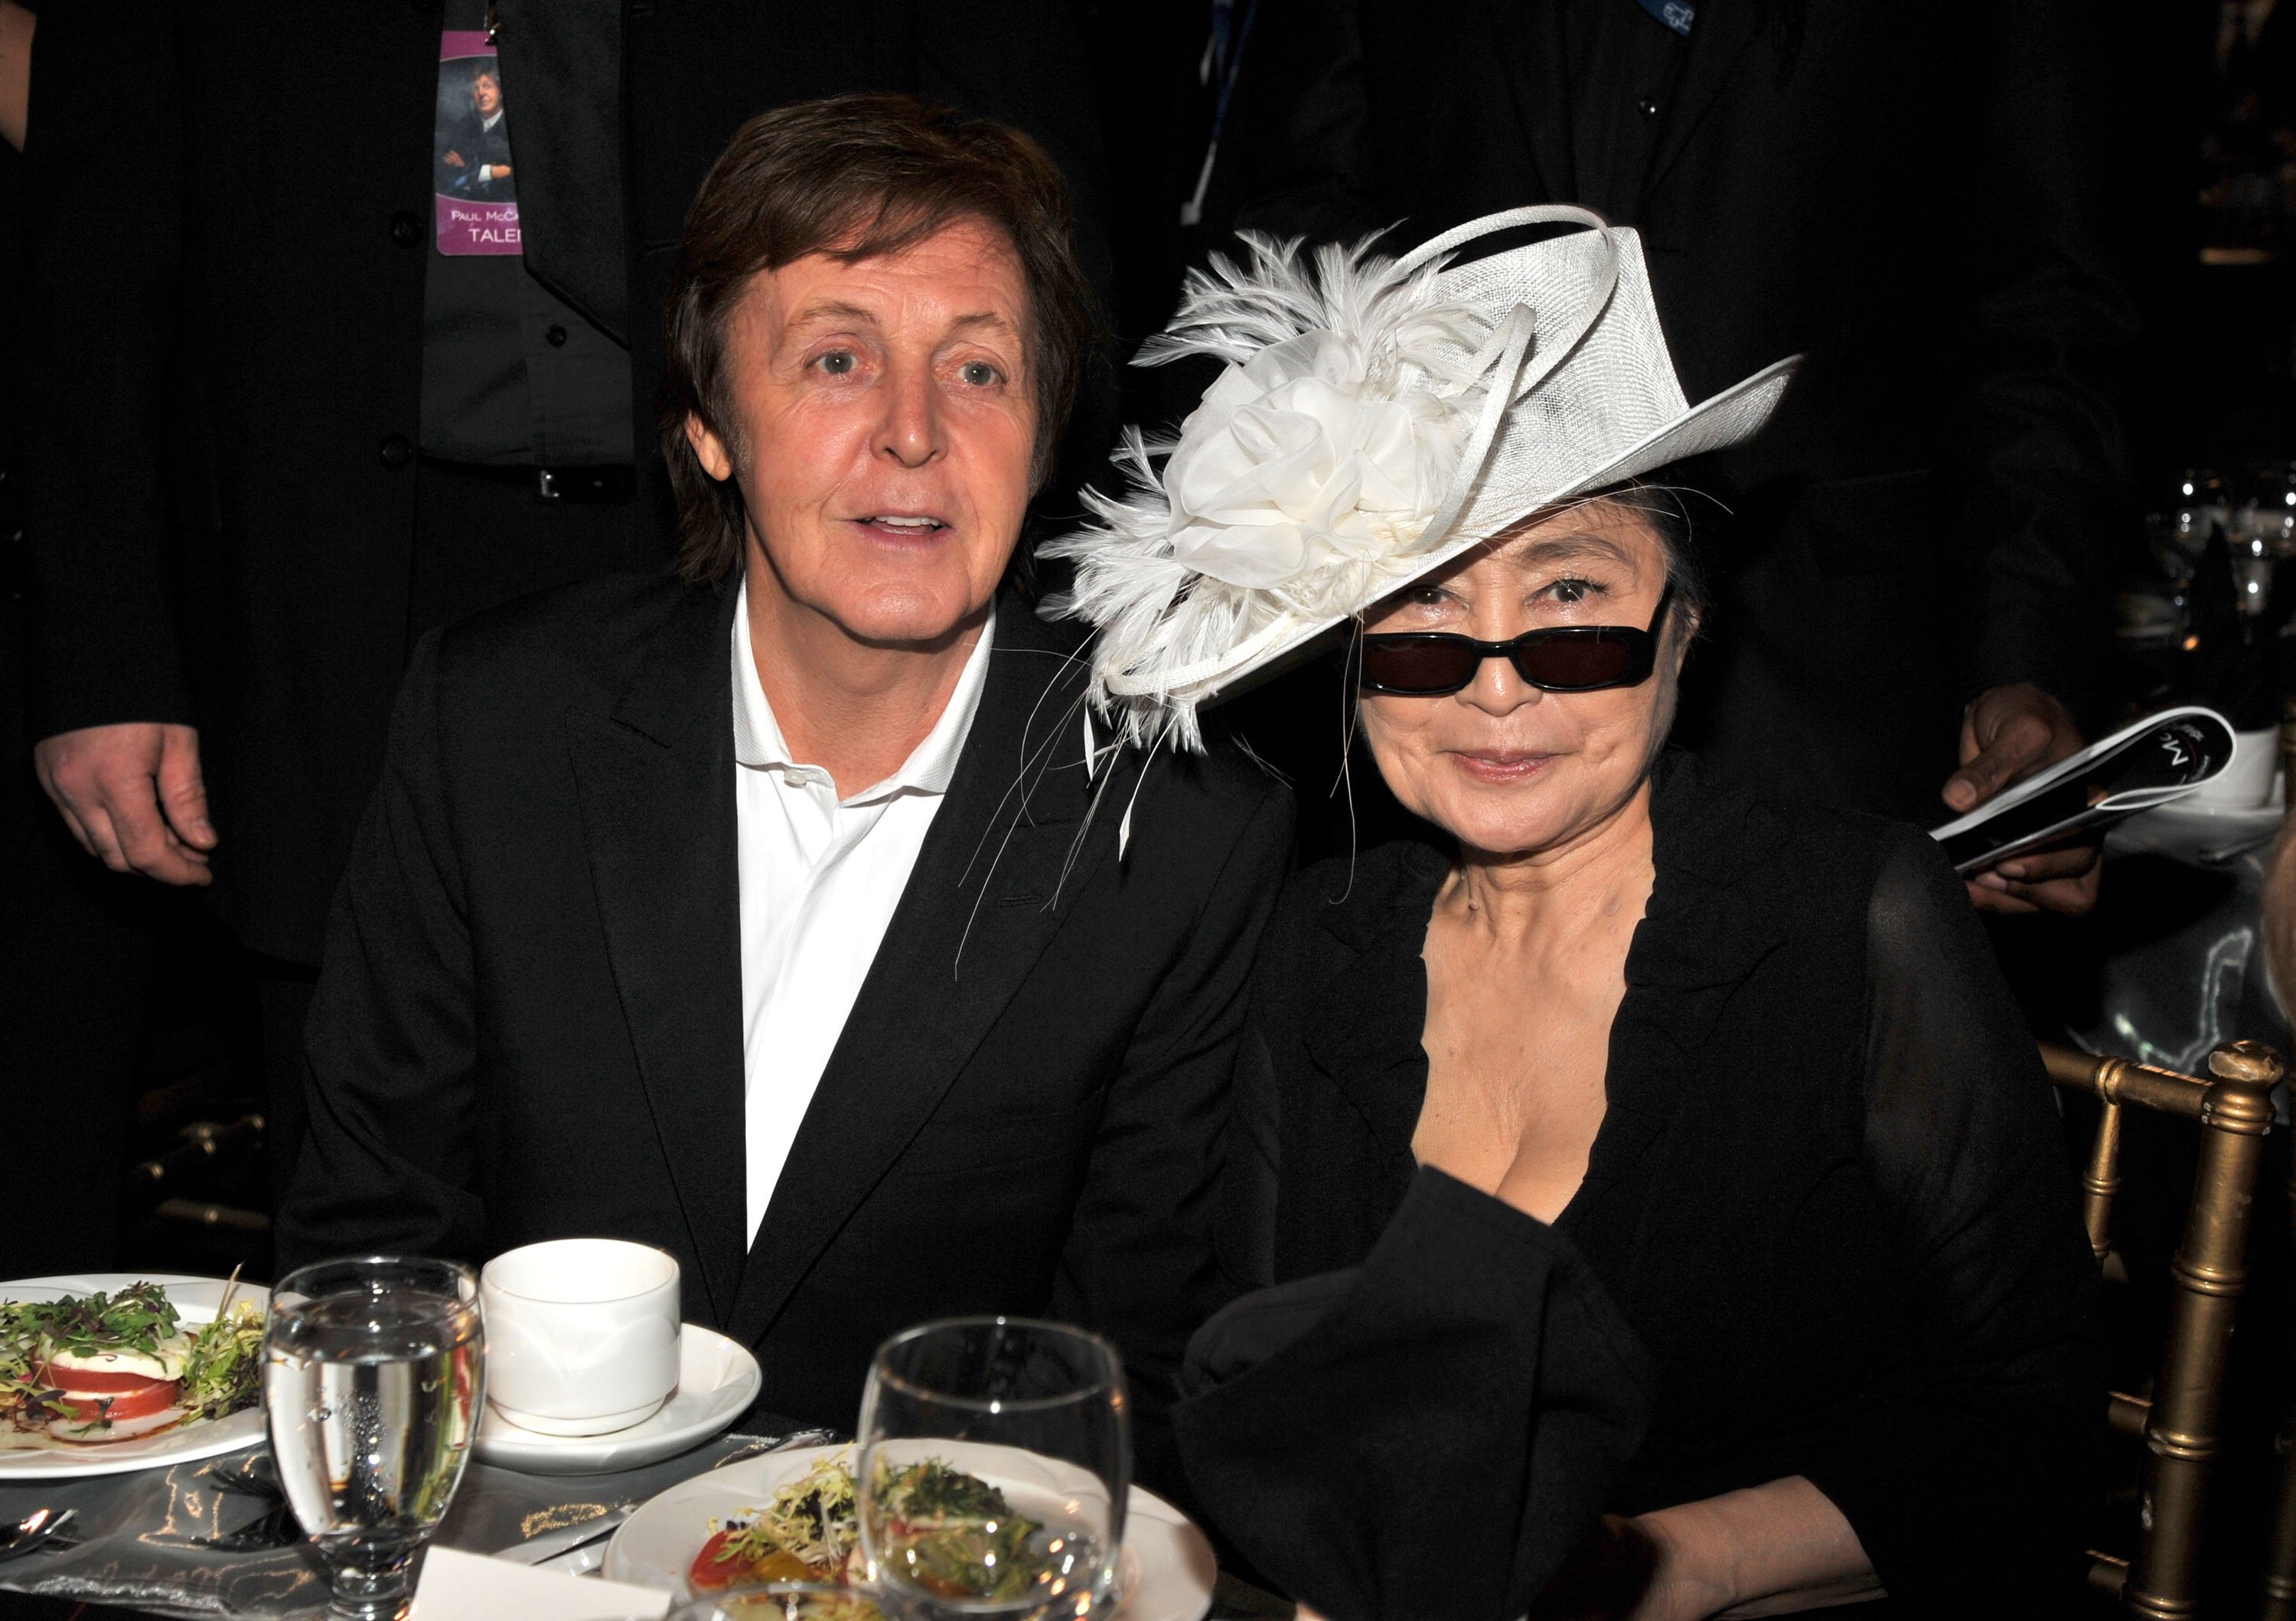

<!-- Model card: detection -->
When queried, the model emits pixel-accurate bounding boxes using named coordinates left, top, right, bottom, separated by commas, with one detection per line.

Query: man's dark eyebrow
left=783, top=299, right=881, bottom=330
left=946, top=311, right=1021, bottom=339
left=779, top=305, right=1019, bottom=341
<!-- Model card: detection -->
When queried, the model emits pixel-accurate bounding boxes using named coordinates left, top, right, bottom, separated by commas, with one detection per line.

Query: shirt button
left=545, top=324, right=569, bottom=347
left=379, top=434, right=413, bottom=471
left=1638, top=97, right=1661, bottom=118
left=390, top=210, right=422, bottom=248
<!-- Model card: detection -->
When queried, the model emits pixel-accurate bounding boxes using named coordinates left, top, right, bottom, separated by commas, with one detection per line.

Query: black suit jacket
left=278, top=572, right=1292, bottom=1473
left=1208, top=0, right=2137, bottom=820
left=15, top=1, right=1109, bottom=962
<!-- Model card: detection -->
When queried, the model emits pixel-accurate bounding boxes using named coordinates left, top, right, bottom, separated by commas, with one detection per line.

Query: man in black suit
left=278, top=99, right=1290, bottom=1473
left=1204, top=0, right=2136, bottom=918
left=15, top=0, right=1112, bottom=1188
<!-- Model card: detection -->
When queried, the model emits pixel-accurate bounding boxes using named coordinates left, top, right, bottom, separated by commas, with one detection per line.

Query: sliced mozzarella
left=46, top=1404, right=186, bottom=1442
left=47, top=1334, right=191, bottom=1384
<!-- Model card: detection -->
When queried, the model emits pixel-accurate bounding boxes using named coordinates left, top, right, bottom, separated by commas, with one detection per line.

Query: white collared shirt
left=731, top=582, right=994, bottom=1248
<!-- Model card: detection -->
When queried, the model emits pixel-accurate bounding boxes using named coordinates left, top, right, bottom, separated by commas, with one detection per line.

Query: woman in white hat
left=1051, top=210, right=2101, bottom=1620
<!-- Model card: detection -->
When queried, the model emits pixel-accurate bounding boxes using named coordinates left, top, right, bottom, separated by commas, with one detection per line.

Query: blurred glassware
left=2115, top=587, right=2188, bottom=645
left=665, top=1583, right=886, bottom=1621
left=2150, top=469, right=2230, bottom=588
left=2235, top=458, right=2296, bottom=556
left=2226, top=460, right=2296, bottom=619
left=264, top=1257, right=483, bottom=1621
left=856, top=1318, right=1129, bottom=1621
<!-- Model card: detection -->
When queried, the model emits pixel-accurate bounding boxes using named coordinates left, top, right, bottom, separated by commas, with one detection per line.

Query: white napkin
left=409, top=1544, right=670, bottom=1619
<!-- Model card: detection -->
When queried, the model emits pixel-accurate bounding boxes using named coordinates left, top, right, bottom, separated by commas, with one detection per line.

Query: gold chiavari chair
left=2040, top=1039, right=2282, bottom=1619
left=2262, top=1130, right=2296, bottom=1621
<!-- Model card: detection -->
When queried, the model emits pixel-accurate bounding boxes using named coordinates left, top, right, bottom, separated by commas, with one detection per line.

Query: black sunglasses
left=1358, top=579, right=1678, bottom=696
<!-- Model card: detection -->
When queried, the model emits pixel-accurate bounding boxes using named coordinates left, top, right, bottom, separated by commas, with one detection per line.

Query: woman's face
left=1358, top=496, right=1691, bottom=859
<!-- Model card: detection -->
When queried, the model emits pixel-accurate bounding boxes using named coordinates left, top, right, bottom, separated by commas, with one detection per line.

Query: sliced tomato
left=34, top=1358, right=177, bottom=1394
left=42, top=1377, right=183, bottom=1424
left=687, top=1532, right=817, bottom=1592
left=688, top=1531, right=742, bottom=1592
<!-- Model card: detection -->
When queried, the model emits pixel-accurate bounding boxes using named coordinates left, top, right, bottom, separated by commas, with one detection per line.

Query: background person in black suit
left=1198, top=0, right=2138, bottom=919
left=3, top=0, right=163, bottom=1277
left=14, top=0, right=1112, bottom=1201
left=278, top=98, right=1291, bottom=1482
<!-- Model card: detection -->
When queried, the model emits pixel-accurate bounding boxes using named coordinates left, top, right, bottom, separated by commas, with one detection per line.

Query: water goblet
left=263, top=1256, right=484, bottom=1621
left=856, top=1317, right=1129, bottom=1621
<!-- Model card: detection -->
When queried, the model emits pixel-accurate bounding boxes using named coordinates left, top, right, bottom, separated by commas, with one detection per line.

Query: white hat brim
left=1166, top=353, right=1801, bottom=710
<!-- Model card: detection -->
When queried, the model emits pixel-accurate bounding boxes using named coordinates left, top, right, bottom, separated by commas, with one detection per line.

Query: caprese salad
left=0, top=1280, right=263, bottom=1449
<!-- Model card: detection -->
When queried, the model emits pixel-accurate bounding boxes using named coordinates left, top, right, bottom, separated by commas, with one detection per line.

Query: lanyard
left=1181, top=0, right=1261, bottom=226
left=1629, top=0, right=1696, bottom=37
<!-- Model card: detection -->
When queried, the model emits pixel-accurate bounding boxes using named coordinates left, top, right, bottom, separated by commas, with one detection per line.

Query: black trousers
left=0, top=786, right=158, bottom=1277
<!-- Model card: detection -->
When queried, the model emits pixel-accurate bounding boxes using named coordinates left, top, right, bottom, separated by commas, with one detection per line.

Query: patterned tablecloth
left=0, top=1427, right=1287, bottom=1619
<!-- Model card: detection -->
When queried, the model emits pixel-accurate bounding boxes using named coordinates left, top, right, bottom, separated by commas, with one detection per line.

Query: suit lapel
left=493, top=0, right=629, bottom=343
left=726, top=619, right=1113, bottom=1345
left=566, top=585, right=749, bottom=1326
left=1636, top=0, right=1764, bottom=207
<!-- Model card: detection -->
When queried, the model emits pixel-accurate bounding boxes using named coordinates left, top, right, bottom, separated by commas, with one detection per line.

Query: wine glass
left=856, top=1317, right=1129, bottom=1621
left=665, top=1584, right=887, bottom=1620
left=263, top=1257, right=484, bottom=1621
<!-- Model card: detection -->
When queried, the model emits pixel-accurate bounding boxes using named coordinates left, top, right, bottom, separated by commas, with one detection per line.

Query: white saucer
left=475, top=1323, right=760, bottom=1476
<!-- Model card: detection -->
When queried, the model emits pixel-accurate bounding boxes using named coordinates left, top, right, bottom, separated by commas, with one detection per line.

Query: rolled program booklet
left=1931, top=706, right=2239, bottom=872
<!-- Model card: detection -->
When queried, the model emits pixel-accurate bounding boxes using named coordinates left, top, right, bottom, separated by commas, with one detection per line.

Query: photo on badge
left=432, top=31, right=522, bottom=256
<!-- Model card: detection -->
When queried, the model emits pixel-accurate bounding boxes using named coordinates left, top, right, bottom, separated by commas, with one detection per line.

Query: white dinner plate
left=475, top=1323, right=761, bottom=1476
left=0, top=1272, right=270, bottom=1480
left=603, top=1443, right=1216, bottom=1621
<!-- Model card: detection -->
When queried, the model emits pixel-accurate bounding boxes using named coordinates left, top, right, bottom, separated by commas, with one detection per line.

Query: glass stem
left=327, top=1558, right=413, bottom=1621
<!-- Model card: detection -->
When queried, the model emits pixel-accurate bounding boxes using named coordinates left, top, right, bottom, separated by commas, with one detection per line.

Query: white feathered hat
left=1043, top=205, right=1799, bottom=752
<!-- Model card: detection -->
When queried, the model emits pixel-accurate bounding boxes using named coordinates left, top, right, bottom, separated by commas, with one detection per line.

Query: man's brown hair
left=661, top=93, right=1094, bottom=584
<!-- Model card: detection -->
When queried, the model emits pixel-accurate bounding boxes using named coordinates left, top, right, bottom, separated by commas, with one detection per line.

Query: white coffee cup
left=481, top=1238, right=681, bottom=1437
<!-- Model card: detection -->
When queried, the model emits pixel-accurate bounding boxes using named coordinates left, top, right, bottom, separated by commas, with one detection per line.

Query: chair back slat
left=2038, top=1039, right=2282, bottom=1619
left=2082, top=1099, right=2125, bottom=1264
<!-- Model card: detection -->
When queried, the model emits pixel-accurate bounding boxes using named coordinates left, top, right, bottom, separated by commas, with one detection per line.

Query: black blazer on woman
left=1205, top=753, right=2102, bottom=1617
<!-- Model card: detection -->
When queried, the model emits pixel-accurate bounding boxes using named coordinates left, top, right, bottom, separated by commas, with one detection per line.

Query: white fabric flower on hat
left=1162, top=328, right=1470, bottom=594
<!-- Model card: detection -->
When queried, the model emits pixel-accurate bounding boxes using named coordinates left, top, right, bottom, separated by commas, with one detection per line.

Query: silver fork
left=0, top=1506, right=79, bottom=1565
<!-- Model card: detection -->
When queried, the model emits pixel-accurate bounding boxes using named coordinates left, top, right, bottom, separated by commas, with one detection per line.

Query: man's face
left=471, top=72, right=502, bottom=117
left=686, top=218, right=1039, bottom=649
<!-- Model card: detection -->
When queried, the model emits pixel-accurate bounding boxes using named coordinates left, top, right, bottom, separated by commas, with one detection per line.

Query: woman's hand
left=1531, top=1479, right=1880, bottom=1621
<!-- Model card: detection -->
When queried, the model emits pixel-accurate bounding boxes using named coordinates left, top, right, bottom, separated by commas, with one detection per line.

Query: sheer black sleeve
left=1797, top=829, right=2103, bottom=1612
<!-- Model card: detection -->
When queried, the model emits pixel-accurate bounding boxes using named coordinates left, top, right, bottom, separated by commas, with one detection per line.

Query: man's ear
left=685, top=412, right=736, bottom=483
